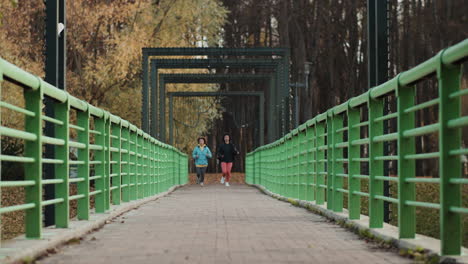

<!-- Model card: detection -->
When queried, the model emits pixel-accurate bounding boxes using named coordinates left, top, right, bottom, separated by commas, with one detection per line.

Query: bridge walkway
left=39, top=184, right=411, bottom=264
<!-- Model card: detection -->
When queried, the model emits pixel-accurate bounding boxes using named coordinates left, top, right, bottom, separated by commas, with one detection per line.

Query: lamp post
left=44, top=0, right=66, bottom=227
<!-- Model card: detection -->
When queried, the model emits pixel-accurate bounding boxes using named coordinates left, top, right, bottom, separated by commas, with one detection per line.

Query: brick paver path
left=39, top=184, right=411, bottom=264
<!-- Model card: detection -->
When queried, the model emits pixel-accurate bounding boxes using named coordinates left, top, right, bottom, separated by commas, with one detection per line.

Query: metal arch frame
left=149, top=59, right=282, bottom=142
left=159, top=73, right=275, bottom=145
left=167, top=91, right=264, bottom=147
left=141, top=47, right=290, bottom=138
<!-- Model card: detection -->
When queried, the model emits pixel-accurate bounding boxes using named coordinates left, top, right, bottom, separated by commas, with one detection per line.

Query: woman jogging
left=217, top=134, right=239, bottom=187
left=192, top=137, right=212, bottom=186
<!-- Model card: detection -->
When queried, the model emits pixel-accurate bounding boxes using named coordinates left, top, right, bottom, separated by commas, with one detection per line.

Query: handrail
left=0, top=57, right=188, bottom=241
left=246, top=39, right=468, bottom=256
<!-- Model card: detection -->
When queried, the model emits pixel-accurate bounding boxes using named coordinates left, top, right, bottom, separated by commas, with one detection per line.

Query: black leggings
left=196, top=167, right=207, bottom=183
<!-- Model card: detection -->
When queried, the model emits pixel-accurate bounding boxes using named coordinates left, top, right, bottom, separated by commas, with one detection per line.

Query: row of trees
left=216, top=0, right=467, bottom=172
left=0, top=0, right=228, bottom=178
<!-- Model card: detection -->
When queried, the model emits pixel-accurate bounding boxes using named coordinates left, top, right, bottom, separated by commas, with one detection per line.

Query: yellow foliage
left=0, top=0, right=228, bottom=153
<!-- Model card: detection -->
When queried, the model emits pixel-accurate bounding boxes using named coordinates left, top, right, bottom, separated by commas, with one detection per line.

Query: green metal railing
left=246, top=39, right=468, bottom=256
left=0, top=58, right=188, bottom=240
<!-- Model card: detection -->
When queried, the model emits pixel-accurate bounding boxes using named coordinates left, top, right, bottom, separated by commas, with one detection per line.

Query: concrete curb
left=0, top=184, right=185, bottom=264
left=249, top=183, right=468, bottom=264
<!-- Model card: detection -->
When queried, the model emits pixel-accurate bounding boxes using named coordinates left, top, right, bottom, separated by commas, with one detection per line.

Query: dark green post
left=24, top=84, right=43, bottom=238
left=77, top=109, right=90, bottom=220
left=368, top=96, right=384, bottom=228
left=54, top=99, right=69, bottom=227
left=438, top=53, right=462, bottom=256
left=332, top=114, right=343, bottom=212
left=397, top=79, right=416, bottom=238
left=348, top=106, right=361, bottom=219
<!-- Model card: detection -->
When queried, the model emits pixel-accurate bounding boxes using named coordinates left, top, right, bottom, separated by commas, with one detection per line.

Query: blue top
left=192, top=145, right=212, bottom=167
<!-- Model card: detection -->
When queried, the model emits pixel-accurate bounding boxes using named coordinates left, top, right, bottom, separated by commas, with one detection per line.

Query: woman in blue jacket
left=192, top=137, right=212, bottom=186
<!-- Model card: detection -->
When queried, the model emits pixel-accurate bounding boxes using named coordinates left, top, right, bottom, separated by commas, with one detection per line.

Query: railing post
left=94, top=116, right=106, bottom=213
left=137, top=131, right=142, bottom=198
left=306, top=120, right=316, bottom=202
left=332, top=113, right=343, bottom=212
left=326, top=112, right=334, bottom=210
left=24, top=80, right=43, bottom=238
left=316, top=122, right=325, bottom=205
left=131, top=128, right=137, bottom=200
left=348, top=105, right=361, bottom=219
left=368, top=93, right=384, bottom=228
left=104, top=114, right=111, bottom=209
left=438, top=52, right=462, bottom=256
left=111, top=120, right=122, bottom=205
left=396, top=77, right=416, bottom=238
left=121, top=124, right=130, bottom=202
left=299, top=128, right=307, bottom=200
left=150, top=139, right=155, bottom=195
left=54, top=96, right=70, bottom=227
left=77, top=108, right=90, bottom=220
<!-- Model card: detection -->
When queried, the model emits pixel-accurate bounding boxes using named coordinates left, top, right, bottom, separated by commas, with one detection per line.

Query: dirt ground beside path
left=189, top=173, right=245, bottom=184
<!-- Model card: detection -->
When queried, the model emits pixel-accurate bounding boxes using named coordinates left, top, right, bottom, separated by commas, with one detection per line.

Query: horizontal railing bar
left=404, top=152, right=439, bottom=160
left=353, top=191, right=369, bottom=197
left=89, top=190, right=102, bottom=196
left=374, top=176, right=399, bottom=182
left=373, top=133, right=398, bottom=143
left=69, top=160, right=85, bottom=165
left=42, top=136, right=65, bottom=146
left=449, top=88, right=468, bottom=98
left=375, top=155, right=398, bottom=161
left=69, top=177, right=85, bottom=183
left=0, top=155, right=35, bottom=163
left=41, top=198, right=64, bottom=206
left=336, top=173, right=349, bottom=178
left=89, top=175, right=102, bottom=181
left=89, top=129, right=102, bottom=135
left=0, top=180, right=35, bottom=187
left=42, top=115, right=64, bottom=126
left=0, top=126, right=37, bottom=141
left=334, top=142, right=348, bottom=148
left=69, top=124, right=85, bottom=131
left=335, top=127, right=348, bottom=133
left=449, top=178, right=468, bottom=184
left=374, top=112, right=398, bottom=123
left=0, top=203, right=35, bottom=214
left=69, top=194, right=85, bottom=201
left=375, top=195, right=399, bottom=204
left=449, top=148, right=468, bottom=156
left=89, top=144, right=104, bottom=151
left=352, top=158, right=369, bottom=162
left=405, top=201, right=440, bottom=209
left=403, top=123, right=439, bottom=138
left=0, top=101, right=35, bottom=117
left=352, top=174, right=369, bottom=179
left=42, top=179, right=64, bottom=185
left=69, top=141, right=86, bottom=149
left=450, top=207, right=468, bottom=214
left=404, top=98, right=439, bottom=113
left=42, top=158, right=64, bottom=164
left=405, top=178, right=440, bottom=183
left=351, top=138, right=369, bottom=146
left=352, top=121, right=369, bottom=128
left=336, top=188, right=349, bottom=193
left=447, top=116, right=468, bottom=129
